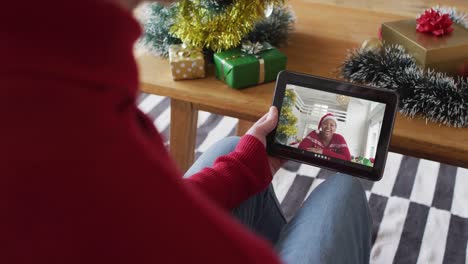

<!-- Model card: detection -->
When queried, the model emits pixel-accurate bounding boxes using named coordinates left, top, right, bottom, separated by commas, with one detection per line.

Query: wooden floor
left=304, top=0, right=468, bottom=16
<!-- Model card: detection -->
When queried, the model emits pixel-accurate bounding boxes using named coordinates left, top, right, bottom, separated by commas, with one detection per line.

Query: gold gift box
left=168, top=44, right=206, bottom=81
left=381, top=19, right=468, bottom=75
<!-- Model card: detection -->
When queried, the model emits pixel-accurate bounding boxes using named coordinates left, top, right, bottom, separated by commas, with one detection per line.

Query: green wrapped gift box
left=214, top=42, right=287, bottom=89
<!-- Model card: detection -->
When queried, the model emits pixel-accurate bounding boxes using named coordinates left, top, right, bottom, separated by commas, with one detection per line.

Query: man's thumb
left=263, top=106, right=278, bottom=132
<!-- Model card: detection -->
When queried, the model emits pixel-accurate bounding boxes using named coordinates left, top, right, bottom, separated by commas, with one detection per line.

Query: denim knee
left=328, top=173, right=372, bottom=224
left=277, top=173, right=372, bottom=264
left=330, top=173, right=365, bottom=195
left=221, top=136, right=240, bottom=148
left=184, top=136, right=240, bottom=177
left=202, top=136, right=240, bottom=156
left=212, top=136, right=240, bottom=154
left=328, top=173, right=366, bottom=199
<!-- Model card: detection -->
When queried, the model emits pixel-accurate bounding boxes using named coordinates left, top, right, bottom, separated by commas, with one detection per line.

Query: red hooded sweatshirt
left=0, top=1, right=282, bottom=263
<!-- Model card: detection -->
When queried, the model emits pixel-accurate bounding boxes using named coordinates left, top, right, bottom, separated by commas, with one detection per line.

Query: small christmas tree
left=142, top=0, right=295, bottom=57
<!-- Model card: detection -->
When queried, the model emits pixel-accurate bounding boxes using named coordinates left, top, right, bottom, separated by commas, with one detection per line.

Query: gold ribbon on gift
left=171, top=44, right=203, bottom=61
left=258, top=58, right=265, bottom=84
left=220, top=41, right=272, bottom=84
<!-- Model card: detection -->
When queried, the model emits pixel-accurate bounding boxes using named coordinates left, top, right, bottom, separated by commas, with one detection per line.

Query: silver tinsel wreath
left=342, top=45, right=468, bottom=128
left=342, top=6, right=468, bottom=128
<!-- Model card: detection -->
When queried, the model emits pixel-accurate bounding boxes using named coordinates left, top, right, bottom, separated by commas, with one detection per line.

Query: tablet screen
left=275, top=84, right=386, bottom=169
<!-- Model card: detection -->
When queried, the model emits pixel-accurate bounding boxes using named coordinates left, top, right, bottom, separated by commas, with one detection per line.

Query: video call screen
left=275, top=84, right=387, bottom=168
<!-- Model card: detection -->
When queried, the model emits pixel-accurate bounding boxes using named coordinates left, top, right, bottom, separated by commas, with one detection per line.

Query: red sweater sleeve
left=3, top=104, right=282, bottom=264
left=1, top=2, right=282, bottom=264
left=185, top=135, right=273, bottom=210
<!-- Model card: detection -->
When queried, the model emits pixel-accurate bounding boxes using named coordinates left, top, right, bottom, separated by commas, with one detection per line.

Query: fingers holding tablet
left=246, top=106, right=285, bottom=176
left=246, top=106, right=278, bottom=147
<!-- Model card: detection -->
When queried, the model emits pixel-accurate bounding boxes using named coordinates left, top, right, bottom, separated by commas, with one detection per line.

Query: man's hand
left=246, top=106, right=284, bottom=176
left=246, top=106, right=278, bottom=147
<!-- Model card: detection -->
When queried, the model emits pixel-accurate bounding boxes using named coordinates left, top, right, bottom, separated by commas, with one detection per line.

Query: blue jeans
left=185, top=137, right=372, bottom=264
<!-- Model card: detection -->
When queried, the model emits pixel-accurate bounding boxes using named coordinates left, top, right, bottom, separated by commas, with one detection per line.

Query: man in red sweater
left=1, top=1, right=372, bottom=263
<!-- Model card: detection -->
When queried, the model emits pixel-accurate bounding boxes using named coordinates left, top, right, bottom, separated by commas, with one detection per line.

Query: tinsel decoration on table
left=342, top=45, right=468, bottom=128
left=141, top=2, right=294, bottom=58
left=199, top=0, right=233, bottom=13
left=141, top=3, right=181, bottom=57
left=170, top=0, right=284, bottom=52
left=245, top=6, right=296, bottom=47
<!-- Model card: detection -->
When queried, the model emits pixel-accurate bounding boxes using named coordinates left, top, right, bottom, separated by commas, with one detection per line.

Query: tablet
left=266, top=71, right=399, bottom=181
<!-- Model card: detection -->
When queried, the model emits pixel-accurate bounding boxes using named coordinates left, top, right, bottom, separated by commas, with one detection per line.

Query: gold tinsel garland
left=170, top=0, right=284, bottom=52
left=277, top=89, right=298, bottom=138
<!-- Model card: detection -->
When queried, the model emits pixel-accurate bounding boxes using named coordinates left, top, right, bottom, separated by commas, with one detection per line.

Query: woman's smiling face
left=321, top=119, right=337, bottom=137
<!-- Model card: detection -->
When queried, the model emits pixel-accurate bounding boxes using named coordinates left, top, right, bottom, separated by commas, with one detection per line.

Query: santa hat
left=318, top=113, right=337, bottom=130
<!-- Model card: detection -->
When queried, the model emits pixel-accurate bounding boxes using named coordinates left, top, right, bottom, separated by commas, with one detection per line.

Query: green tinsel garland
left=342, top=45, right=468, bottom=128
left=141, top=3, right=181, bottom=57
left=245, top=5, right=295, bottom=47
left=142, top=2, right=294, bottom=57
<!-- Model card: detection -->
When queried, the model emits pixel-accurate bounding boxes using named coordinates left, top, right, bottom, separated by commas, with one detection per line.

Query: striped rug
left=138, top=93, right=468, bottom=264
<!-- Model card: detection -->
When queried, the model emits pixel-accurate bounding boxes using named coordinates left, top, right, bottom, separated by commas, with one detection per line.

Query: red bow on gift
left=416, top=8, right=454, bottom=36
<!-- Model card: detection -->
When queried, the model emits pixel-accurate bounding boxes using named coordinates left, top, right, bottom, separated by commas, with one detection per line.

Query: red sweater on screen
left=298, top=131, right=352, bottom=161
left=0, top=1, right=282, bottom=263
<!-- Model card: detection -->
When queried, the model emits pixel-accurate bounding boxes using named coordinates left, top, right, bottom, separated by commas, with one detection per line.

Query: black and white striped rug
left=138, top=93, right=468, bottom=264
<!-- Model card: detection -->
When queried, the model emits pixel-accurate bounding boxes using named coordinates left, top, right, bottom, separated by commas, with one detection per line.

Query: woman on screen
left=298, top=113, right=351, bottom=161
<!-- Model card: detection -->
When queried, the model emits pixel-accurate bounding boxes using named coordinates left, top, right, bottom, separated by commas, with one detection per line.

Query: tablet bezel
left=266, top=71, right=399, bottom=181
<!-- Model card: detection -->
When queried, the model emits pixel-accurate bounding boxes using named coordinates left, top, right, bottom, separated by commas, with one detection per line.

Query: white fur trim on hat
left=318, top=113, right=338, bottom=130
left=322, top=115, right=337, bottom=124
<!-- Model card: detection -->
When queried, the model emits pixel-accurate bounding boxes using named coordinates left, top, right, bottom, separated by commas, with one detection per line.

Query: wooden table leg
left=236, top=119, right=255, bottom=136
left=170, top=99, right=198, bottom=173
